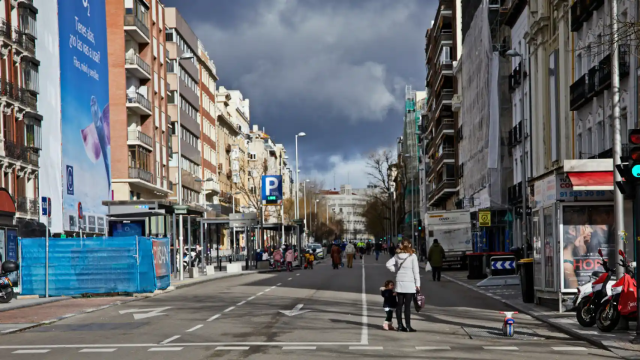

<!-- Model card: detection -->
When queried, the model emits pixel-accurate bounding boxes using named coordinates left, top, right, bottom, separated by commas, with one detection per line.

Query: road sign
left=491, top=260, right=515, bottom=270
left=261, top=175, right=283, bottom=205
left=479, top=211, right=491, bottom=227
left=78, top=202, right=83, bottom=220
left=173, top=205, right=189, bottom=214
left=47, top=198, right=51, bottom=218
left=66, top=165, right=74, bottom=195
left=41, top=196, right=47, bottom=216
left=230, top=212, right=258, bottom=228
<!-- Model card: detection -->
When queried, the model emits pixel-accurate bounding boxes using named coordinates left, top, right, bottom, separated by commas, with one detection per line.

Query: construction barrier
left=19, top=236, right=170, bottom=297
left=489, top=255, right=517, bottom=277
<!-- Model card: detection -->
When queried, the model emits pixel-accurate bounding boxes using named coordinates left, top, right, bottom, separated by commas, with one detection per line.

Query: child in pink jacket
left=285, top=248, right=295, bottom=272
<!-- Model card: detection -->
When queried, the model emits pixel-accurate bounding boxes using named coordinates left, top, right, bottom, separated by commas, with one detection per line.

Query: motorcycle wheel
left=576, top=298, right=596, bottom=327
left=0, top=287, right=14, bottom=304
left=596, top=300, right=620, bottom=332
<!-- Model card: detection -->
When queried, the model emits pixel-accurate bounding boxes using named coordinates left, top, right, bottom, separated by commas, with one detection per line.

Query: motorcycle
left=596, top=250, right=637, bottom=332
left=0, top=260, right=18, bottom=304
left=575, top=248, right=615, bottom=327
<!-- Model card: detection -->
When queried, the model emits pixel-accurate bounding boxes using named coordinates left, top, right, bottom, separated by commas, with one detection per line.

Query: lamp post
left=231, top=190, right=241, bottom=261
left=195, top=176, right=215, bottom=269
left=175, top=52, right=194, bottom=281
left=506, top=49, right=530, bottom=257
left=314, top=199, right=319, bottom=239
left=303, top=179, right=310, bottom=242
left=294, top=132, right=306, bottom=219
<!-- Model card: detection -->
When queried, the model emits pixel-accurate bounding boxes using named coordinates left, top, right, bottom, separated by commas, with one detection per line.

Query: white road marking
left=0, top=342, right=368, bottom=349
left=277, top=283, right=282, bottom=286
left=13, top=350, right=50, bottom=354
left=1, top=329, right=18, bottom=333
left=296, top=274, right=300, bottom=276
left=349, top=346, right=382, bottom=350
left=279, top=304, right=311, bottom=316
left=360, top=257, right=368, bottom=345
left=483, top=346, right=519, bottom=350
left=119, top=307, right=172, bottom=320
left=148, top=347, right=183, bottom=351
left=160, top=335, right=181, bottom=345
left=79, top=349, right=117, bottom=353
left=283, top=346, right=316, bottom=350
left=215, top=346, right=250, bottom=350
left=288, top=278, right=292, bottom=280
left=270, top=286, right=276, bottom=289
left=207, top=314, right=221, bottom=322
left=415, top=346, right=451, bottom=350
left=223, top=307, right=235, bottom=312
left=551, top=347, right=588, bottom=351
left=186, top=325, right=203, bottom=332
left=237, top=301, right=246, bottom=306
left=257, top=292, right=264, bottom=295
left=247, top=296, right=255, bottom=301
left=265, top=289, right=271, bottom=292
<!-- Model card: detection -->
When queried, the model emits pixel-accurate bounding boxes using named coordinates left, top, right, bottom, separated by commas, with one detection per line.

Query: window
left=576, top=133, right=582, bottom=158
left=159, top=43, right=164, bottom=64
left=154, top=72, right=158, bottom=93
left=549, top=50, right=559, bottom=161
left=165, top=29, right=174, bottom=42
left=153, top=37, right=158, bottom=58
left=575, top=53, right=582, bottom=78
left=19, top=9, right=37, bottom=38
left=23, top=63, right=39, bottom=93
left=129, top=147, right=151, bottom=170
left=441, top=47, right=451, bottom=63
left=585, top=45, right=591, bottom=71
left=586, top=128, right=592, bottom=156
left=160, top=79, right=165, bottom=98
left=159, top=4, right=163, bottom=28
left=152, top=0, right=157, bottom=23
left=25, top=120, right=41, bottom=149
left=595, top=122, right=603, bottom=155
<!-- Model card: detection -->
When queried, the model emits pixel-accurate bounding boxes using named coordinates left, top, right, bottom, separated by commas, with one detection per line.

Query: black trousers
left=385, top=309, right=394, bottom=322
left=432, top=266, right=442, bottom=281
left=396, top=293, right=414, bottom=328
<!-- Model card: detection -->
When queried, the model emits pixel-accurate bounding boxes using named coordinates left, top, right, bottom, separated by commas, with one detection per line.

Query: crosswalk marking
left=186, top=325, right=203, bottom=332
left=283, top=346, right=317, bottom=350
left=215, top=346, right=250, bottom=350
left=207, top=314, right=220, bottom=322
left=13, top=350, right=50, bottom=354
left=148, top=347, right=183, bottom=351
left=483, top=346, right=519, bottom=350
left=552, top=347, right=588, bottom=351
left=349, top=346, right=383, bottom=350
left=79, top=349, right=117, bottom=352
left=415, top=346, right=451, bottom=350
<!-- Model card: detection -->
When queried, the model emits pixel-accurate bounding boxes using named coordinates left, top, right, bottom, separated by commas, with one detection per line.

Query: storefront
left=530, top=160, right=624, bottom=311
left=0, top=188, right=18, bottom=264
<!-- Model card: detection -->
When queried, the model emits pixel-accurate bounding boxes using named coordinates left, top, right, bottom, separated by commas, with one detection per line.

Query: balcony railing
left=19, top=89, right=37, bottom=111
left=569, top=73, right=588, bottom=111
left=14, top=30, right=35, bottom=54
left=16, top=196, right=38, bottom=217
left=0, top=19, right=10, bottom=41
left=129, top=167, right=153, bottom=183
left=435, top=89, right=454, bottom=114
left=126, top=91, right=152, bottom=112
left=1, top=81, right=19, bottom=102
left=124, top=14, right=150, bottom=40
left=508, top=121, right=523, bottom=147
left=5, top=140, right=38, bottom=166
left=428, top=179, right=456, bottom=204
left=127, top=129, right=153, bottom=148
left=571, top=0, right=592, bottom=32
left=587, top=65, right=599, bottom=97
left=620, top=44, right=630, bottom=79
left=125, top=53, right=151, bottom=75
left=434, top=119, right=454, bottom=140
left=597, top=54, right=611, bottom=92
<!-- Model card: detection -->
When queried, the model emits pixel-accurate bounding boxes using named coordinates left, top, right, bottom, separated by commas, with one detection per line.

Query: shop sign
left=479, top=211, right=491, bottom=226
left=556, top=175, right=614, bottom=201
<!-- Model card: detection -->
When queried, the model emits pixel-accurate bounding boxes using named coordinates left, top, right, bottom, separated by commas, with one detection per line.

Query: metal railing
left=20, top=89, right=37, bottom=111
left=1, top=81, right=19, bottom=101
left=5, top=139, right=38, bottom=166
left=124, top=14, right=150, bottom=40
left=0, top=19, right=10, bottom=40
left=127, top=129, right=153, bottom=148
left=129, top=167, right=153, bottom=183
left=16, top=196, right=39, bottom=217
left=125, top=53, right=151, bottom=75
left=14, top=30, right=35, bottom=54
left=127, top=91, right=152, bottom=112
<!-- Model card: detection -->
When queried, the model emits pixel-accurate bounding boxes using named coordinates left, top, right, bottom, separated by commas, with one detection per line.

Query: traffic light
left=615, top=129, right=640, bottom=196
left=418, top=219, right=422, bottom=230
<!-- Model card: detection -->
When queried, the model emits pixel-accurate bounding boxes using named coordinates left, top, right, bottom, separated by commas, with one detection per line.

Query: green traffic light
left=633, top=165, right=640, bottom=177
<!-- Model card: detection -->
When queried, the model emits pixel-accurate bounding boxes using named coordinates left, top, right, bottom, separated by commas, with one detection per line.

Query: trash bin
left=467, top=253, right=487, bottom=280
left=518, top=258, right=534, bottom=303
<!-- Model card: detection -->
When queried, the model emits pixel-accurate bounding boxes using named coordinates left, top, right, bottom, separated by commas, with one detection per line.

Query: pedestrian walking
left=389, top=242, right=396, bottom=257
left=273, top=247, right=283, bottom=271
left=374, top=241, right=382, bottom=261
left=331, top=241, right=342, bottom=269
left=427, top=239, right=446, bottom=281
left=345, top=242, right=356, bottom=268
left=380, top=280, right=398, bottom=330
left=386, top=239, right=420, bottom=332
left=285, top=246, right=295, bottom=272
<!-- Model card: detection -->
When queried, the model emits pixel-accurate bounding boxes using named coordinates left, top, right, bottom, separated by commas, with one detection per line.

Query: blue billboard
left=261, top=175, right=283, bottom=204
left=58, top=1, right=110, bottom=231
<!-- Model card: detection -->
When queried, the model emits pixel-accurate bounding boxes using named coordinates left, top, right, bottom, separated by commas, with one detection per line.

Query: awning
left=567, top=171, right=614, bottom=191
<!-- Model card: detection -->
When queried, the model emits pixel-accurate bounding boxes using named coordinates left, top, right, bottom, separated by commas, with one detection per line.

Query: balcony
left=204, top=180, right=221, bottom=194
left=125, top=53, right=151, bottom=80
left=432, top=148, right=455, bottom=172
left=597, top=54, right=611, bottom=92
left=435, top=89, right=454, bottom=117
left=507, top=182, right=523, bottom=205
left=508, top=121, right=523, bottom=147
left=127, top=129, right=153, bottom=150
left=619, top=44, right=630, bottom=79
left=589, top=0, right=604, bottom=11
left=16, top=196, right=38, bottom=218
left=587, top=65, right=599, bottom=97
left=571, top=0, right=592, bottom=32
left=434, top=119, right=455, bottom=142
left=16, top=88, right=36, bottom=112
left=0, top=19, right=10, bottom=43
left=569, top=73, right=589, bottom=111
left=129, top=167, right=153, bottom=183
left=126, top=90, right=152, bottom=116
left=124, top=14, right=150, bottom=43
left=428, top=178, right=456, bottom=206
left=13, top=30, right=35, bottom=55
left=0, top=81, right=20, bottom=103
left=508, top=62, right=523, bottom=92
left=5, top=140, right=38, bottom=166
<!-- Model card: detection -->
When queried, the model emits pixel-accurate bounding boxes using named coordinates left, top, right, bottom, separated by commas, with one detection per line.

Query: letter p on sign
left=261, top=175, right=283, bottom=205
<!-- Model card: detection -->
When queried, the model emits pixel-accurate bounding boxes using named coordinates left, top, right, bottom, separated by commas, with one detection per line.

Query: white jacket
left=345, top=244, right=356, bottom=254
left=386, top=253, right=420, bottom=293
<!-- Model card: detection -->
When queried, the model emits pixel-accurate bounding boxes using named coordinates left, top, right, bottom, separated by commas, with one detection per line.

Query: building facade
left=320, top=185, right=371, bottom=241
left=197, top=39, right=219, bottom=210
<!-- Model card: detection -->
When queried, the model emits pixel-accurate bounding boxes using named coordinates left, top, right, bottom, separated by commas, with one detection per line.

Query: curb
left=441, top=274, right=611, bottom=353
left=0, top=297, right=71, bottom=313
left=171, top=271, right=258, bottom=290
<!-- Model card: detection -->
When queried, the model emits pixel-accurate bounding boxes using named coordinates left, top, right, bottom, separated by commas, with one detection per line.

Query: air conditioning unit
left=451, top=94, right=462, bottom=112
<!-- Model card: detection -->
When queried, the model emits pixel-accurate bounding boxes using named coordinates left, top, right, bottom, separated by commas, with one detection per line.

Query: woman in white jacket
left=386, top=239, right=420, bottom=332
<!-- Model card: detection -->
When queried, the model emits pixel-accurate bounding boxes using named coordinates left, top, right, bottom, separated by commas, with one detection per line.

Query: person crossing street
left=374, top=241, right=382, bottom=261
left=345, top=241, right=356, bottom=268
left=427, top=239, right=446, bottom=282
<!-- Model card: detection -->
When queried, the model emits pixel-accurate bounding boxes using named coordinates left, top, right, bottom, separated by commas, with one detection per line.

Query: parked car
left=306, top=243, right=324, bottom=259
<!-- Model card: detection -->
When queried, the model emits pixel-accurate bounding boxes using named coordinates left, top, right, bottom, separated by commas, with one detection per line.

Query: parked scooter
left=0, top=260, right=18, bottom=304
left=575, top=249, right=615, bottom=327
left=596, top=250, right=637, bottom=332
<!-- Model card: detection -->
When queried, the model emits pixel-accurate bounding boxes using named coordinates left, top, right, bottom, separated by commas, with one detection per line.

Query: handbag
left=425, top=262, right=432, bottom=272
left=414, top=290, right=426, bottom=312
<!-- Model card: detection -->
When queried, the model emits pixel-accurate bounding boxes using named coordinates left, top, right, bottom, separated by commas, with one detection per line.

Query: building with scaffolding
left=400, top=86, right=424, bottom=241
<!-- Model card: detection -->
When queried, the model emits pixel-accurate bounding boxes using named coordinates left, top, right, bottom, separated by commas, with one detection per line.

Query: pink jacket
left=273, top=250, right=283, bottom=261
left=285, top=250, right=295, bottom=262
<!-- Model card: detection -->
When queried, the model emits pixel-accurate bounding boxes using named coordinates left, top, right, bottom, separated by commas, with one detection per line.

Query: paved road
left=0, top=255, right=620, bottom=359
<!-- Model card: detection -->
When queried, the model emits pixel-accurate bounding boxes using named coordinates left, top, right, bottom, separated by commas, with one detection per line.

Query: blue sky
left=162, top=0, right=436, bottom=189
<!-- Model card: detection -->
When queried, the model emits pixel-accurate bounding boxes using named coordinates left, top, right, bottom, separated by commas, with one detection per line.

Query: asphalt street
left=0, top=254, right=621, bottom=359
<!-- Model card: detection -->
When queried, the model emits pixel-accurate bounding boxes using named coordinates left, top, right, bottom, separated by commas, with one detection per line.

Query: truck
left=425, top=210, right=473, bottom=269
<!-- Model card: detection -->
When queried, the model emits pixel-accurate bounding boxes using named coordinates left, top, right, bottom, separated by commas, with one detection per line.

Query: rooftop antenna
left=333, top=172, right=336, bottom=190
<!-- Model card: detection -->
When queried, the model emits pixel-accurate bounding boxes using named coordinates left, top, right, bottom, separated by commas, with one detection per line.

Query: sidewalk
left=0, top=296, right=70, bottom=313
left=443, top=270, right=640, bottom=359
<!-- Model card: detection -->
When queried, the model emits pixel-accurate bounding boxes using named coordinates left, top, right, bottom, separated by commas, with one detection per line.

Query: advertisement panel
left=560, top=204, right=614, bottom=291
left=58, top=1, right=110, bottom=232
left=556, top=175, right=613, bottom=202
left=152, top=239, right=170, bottom=277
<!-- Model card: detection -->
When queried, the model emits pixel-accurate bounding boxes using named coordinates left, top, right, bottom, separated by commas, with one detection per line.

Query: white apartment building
left=320, top=185, right=371, bottom=241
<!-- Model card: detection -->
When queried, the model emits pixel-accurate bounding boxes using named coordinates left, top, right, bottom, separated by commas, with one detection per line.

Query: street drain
left=462, top=326, right=544, bottom=340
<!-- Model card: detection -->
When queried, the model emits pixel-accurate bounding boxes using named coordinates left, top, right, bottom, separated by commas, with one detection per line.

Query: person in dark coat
left=389, top=242, right=396, bottom=257
left=331, top=242, right=342, bottom=269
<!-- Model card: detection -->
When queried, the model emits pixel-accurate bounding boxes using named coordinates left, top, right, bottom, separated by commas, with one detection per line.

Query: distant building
left=319, top=185, right=371, bottom=241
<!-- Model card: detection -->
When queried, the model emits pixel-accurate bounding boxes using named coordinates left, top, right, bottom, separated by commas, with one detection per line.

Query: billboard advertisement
left=58, top=0, right=110, bottom=231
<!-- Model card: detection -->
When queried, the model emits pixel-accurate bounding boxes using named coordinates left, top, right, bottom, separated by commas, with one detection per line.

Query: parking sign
left=261, top=175, right=282, bottom=205
left=41, top=196, right=47, bottom=216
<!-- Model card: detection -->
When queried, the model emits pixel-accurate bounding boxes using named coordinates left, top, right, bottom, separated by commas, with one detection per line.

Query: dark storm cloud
left=161, top=0, right=436, bottom=185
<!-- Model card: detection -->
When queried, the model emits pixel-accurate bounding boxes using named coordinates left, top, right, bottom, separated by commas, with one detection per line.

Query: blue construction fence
left=19, top=236, right=171, bottom=297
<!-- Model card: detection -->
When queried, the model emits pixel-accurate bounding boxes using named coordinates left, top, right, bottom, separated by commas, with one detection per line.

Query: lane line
left=148, top=347, right=183, bottom=351
left=79, top=349, right=117, bottom=353
left=0, top=342, right=367, bottom=349
left=277, top=283, right=282, bottom=286
left=551, top=347, right=588, bottom=351
left=483, top=346, right=519, bottom=350
left=283, top=346, right=316, bottom=350
left=265, top=289, right=271, bottom=292
left=13, top=350, right=50, bottom=354
left=207, top=314, right=220, bottom=322
left=288, top=278, right=292, bottom=280
left=1, top=329, right=18, bottom=333
left=257, top=292, right=264, bottom=295
left=215, top=346, right=250, bottom=350
left=223, top=306, right=235, bottom=312
left=360, top=257, right=368, bottom=345
left=415, top=346, right=451, bottom=350
left=160, top=335, right=181, bottom=345
left=296, top=274, right=300, bottom=276
left=186, top=325, right=203, bottom=332
left=349, top=346, right=382, bottom=350
left=237, top=301, right=246, bottom=306
left=247, top=296, right=256, bottom=301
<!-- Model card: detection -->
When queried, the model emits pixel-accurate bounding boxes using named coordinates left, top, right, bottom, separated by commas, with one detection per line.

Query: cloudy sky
left=163, top=0, right=435, bottom=189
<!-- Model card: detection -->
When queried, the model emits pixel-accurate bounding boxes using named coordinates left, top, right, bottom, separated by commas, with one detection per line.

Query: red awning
left=567, top=172, right=614, bottom=191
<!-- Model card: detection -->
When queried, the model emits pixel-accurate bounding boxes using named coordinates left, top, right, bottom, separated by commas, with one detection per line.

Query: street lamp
left=303, top=179, right=310, bottom=241
left=175, top=52, right=195, bottom=281
left=506, top=49, right=529, bottom=256
left=279, top=155, right=289, bottom=246
left=314, top=199, right=319, bottom=239
left=231, top=190, right=241, bottom=261
left=294, top=132, right=306, bottom=219
left=195, top=176, right=215, bottom=269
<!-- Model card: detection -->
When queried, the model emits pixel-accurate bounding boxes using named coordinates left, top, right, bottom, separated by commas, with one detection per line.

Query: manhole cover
left=462, top=326, right=544, bottom=340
